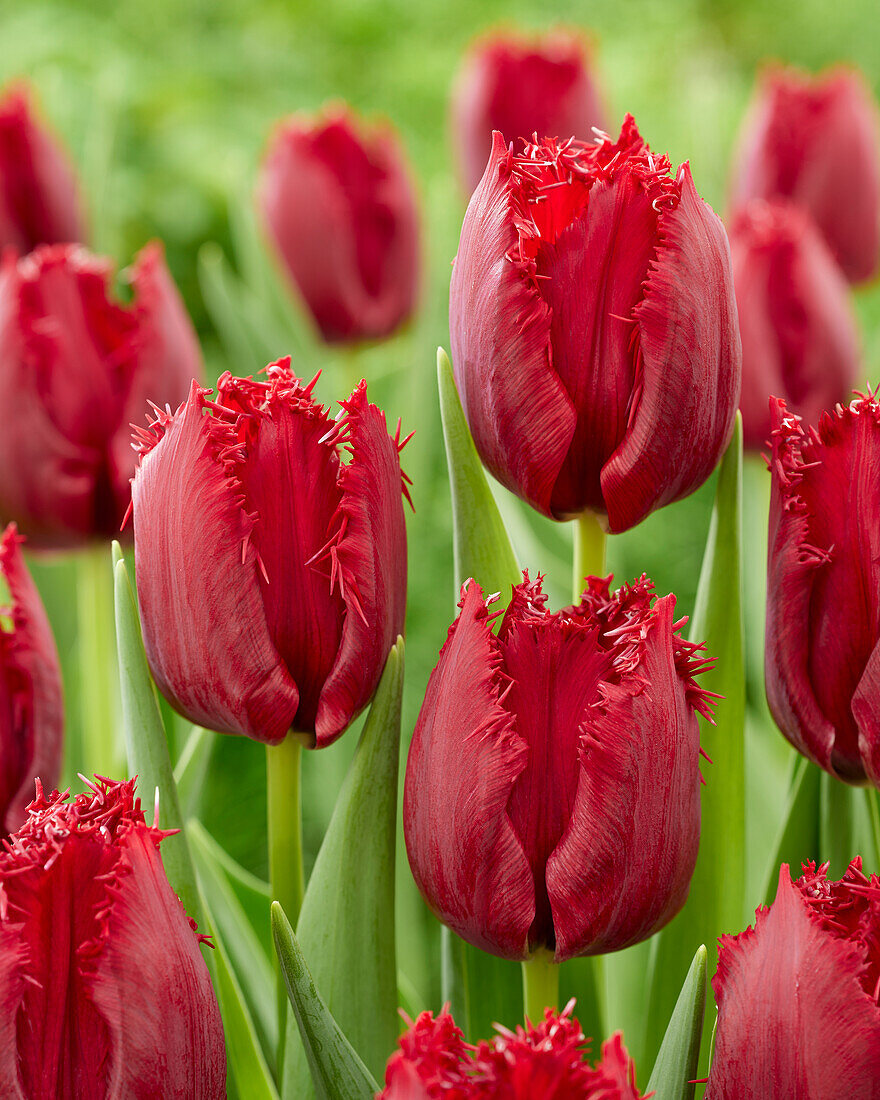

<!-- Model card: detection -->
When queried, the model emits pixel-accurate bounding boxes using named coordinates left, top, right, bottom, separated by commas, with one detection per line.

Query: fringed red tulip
left=731, top=65, right=880, bottom=283
left=767, top=395, right=880, bottom=785
left=0, top=243, right=200, bottom=548
left=257, top=108, right=420, bottom=344
left=404, top=572, right=713, bottom=962
left=451, top=30, right=607, bottom=194
left=730, top=199, right=859, bottom=451
left=0, top=777, right=226, bottom=1099
left=0, top=83, right=86, bottom=253
left=131, top=358, right=409, bottom=746
left=449, top=117, right=741, bottom=533
left=706, top=859, right=880, bottom=1099
left=0, top=525, right=62, bottom=834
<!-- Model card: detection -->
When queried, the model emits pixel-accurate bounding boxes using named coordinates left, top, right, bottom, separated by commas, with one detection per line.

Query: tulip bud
left=0, top=242, right=201, bottom=548
left=404, top=572, right=713, bottom=962
left=0, top=83, right=86, bottom=253
left=0, top=776, right=226, bottom=1098
left=706, top=859, right=880, bottom=1098
left=450, top=117, right=741, bottom=533
left=730, top=199, right=860, bottom=452
left=256, top=108, right=420, bottom=344
left=131, top=358, right=409, bottom=746
left=731, top=65, right=880, bottom=283
left=766, top=394, right=880, bottom=786
left=0, top=524, right=62, bottom=834
left=381, top=1002, right=645, bottom=1099
left=451, top=30, right=607, bottom=195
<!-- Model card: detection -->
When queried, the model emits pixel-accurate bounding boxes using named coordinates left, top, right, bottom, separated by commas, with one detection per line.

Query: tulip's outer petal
left=315, top=383, right=409, bottom=745
left=132, top=383, right=299, bottom=743
left=706, top=865, right=880, bottom=1100
left=853, top=642, right=880, bottom=788
left=404, top=580, right=533, bottom=959
left=602, top=164, right=741, bottom=533
left=450, top=133, right=576, bottom=517
left=547, top=595, right=702, bottom=959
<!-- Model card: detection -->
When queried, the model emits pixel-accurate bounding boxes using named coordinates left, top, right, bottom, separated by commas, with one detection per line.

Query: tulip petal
left=854, top=642, right=880, bottom=788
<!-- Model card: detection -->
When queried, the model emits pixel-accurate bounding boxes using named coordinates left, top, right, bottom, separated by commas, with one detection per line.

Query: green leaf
left=646, top=946, right=707, bottom=1100
left=282, top=640, right=404, bottom=1098
left=197, top=241, right=274, bottom=372
left=174, top=724, right=216, bottom=821
left=761, top=756, right=821, bottom=904
left=272, top=902, right=379, bottom=1100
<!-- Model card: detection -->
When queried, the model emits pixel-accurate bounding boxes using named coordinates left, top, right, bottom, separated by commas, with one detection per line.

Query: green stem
left=820, top=772, right=853, bottom=877
left=572, top=511, right=607, bottom=603
left=77, top=542, right=122, bottom=776
left=521, top=951, right=559, bottom=1025
left=867, top=787, right=880, bottom=873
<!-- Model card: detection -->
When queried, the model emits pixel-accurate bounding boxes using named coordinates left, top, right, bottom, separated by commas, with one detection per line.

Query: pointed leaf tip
left=646, top=944, right=708, bottom=1100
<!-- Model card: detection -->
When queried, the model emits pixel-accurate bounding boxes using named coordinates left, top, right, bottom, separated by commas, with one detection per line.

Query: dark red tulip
left=0, top=83, right=86, bottom=253
left=706, top=859, right=880, bottom=1099
left=451, top=30, right=607, bottom=194
left=766, top=394, right=880, bottom=786
left=132, top=358, right=409, bottom=746
left=450, top=117, right=741, bottom=533
left=0, top=524, right=62, bottom=834
left=257, top=107, right=420, bottom=344
left=0, top=242, right=201, bottom=548
left=730, top=199, right=860, bottom=451
left=404, top=572, right=712, bottom=962
left=381, top=1001, right=645, bottom=1099
left=0, top=776, right=226, bottom=1099
left=731, top=65, right=880, bottom=283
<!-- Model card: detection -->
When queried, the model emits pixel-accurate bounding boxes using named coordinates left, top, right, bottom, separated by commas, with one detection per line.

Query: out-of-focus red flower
left=766, top=394, right=880, bottom=786
left=0, top=83, right=86, bottom=253
left=730, top=65, right=880, bottom=283
left=706, top=859, right=880, bottom=1099
left=450, top=117, right=741, bottom=533
left=404, top=572, right=712, bottom=962
left=257, top=107, right=420, bottom=344
left=0, top=524, right=62, bottom=834
left=730, top=199, right=860, bottom=451
left=0, top=242, right=201, bottom=548
left=380, top=1001, right=646, bottom=1099
left=451, top=30, right=607, bottom=194
left=131, top=358, right=409, bottom=746
left=0, top=776, right=226, bottom=1099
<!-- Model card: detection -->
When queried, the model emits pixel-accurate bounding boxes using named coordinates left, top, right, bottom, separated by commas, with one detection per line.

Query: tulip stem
left=78, top=541, right=122, bottom=776
left=573, top=511, right=607, bottom=602
left=521, top=951, right=559, bottom=1025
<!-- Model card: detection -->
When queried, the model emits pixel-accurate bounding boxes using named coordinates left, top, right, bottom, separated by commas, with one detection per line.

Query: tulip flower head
left=381, top=1001, right=646, bottom=1099
left=706, top=859, right=880, bottom=1098
left=257, top=107, right=420, bottom=344
left=0, top=83, right=86, bottom=253
left=0, top=776, right=226, bottom=1099
left=766, top=394, right=880, bottom=786
left=731, top=65, right=880, bottom=283
left=0, top=524, right=62, bottom=835
left=131, top=359, right=409, bottom=746
left=0, top=242, right=201, bottom=548
left=730, top=199, right=859, bottom=451
left=405, top=572, right=713, bottom=962
left=450, top=116, right=741, bottom=533
left=451, top=29, right=607, bottom=194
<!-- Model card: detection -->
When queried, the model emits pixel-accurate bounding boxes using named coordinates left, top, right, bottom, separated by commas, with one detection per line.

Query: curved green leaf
left=646, top=946, right=707, bottom=1100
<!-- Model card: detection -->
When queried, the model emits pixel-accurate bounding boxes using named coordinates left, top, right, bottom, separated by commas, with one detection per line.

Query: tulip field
left=2, top=0, right=880, bottom=1096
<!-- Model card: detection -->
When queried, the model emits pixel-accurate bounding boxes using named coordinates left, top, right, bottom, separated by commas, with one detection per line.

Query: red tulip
left=131, top=358, right=409, bottom=746
left=731, top=65, right=880, bottom=283
left=0, top=242, right=201, bottom=548
left=451, top=30, right=607, bottom=194
left=450, top=117, right=741, bottom=533
left=381, top=1001, right=645, bottom=1099
left=766, top=394, right=880, bottom=785
left=730, top=199, right=860, bottom=451
left=0, top=524, right=62, bottom=834
left=257, top=107, right=420, bottom=344
left=0, top=776, right=226, bottom=1099
left=404, top=572, right=713, bottom=962
left=0, top=83, right=86, bottom=253
left=706, top=859, right=880, bottom=1099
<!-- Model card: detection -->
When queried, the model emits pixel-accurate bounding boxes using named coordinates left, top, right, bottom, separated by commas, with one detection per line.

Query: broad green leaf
left=646, top=946, right=707, bottom=1100
left=273, top=903, right=379, bottom=1100
left=820, top=770, right=856, bottom=878
left=283, top=640, right=404, bottom=1098
left=174, top=725, right=216, bottom=821
left=761, top=756, right=821, bottom=904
